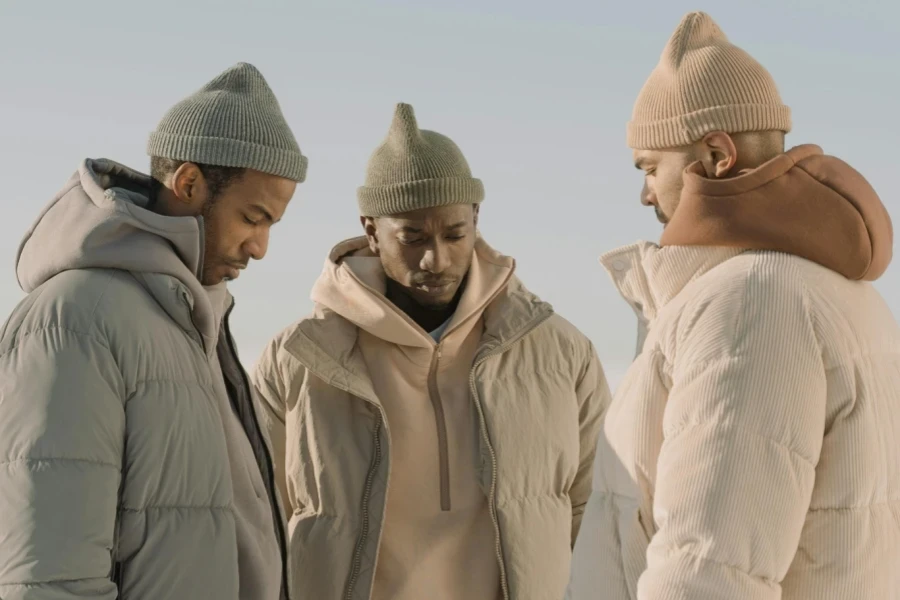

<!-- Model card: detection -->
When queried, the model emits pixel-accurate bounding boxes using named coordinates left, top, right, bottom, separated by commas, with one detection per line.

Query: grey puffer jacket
left=0, top=159, right=287, bottom=599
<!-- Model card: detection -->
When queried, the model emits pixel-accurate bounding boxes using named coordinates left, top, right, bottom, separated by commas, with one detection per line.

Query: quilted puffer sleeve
left=639, top=261, right=827, bottom=599
left=251, top=336, right=291, bottom=521
left=570, top=342, right=612, bottom=546
left=0, top=326, right=125, bottom=600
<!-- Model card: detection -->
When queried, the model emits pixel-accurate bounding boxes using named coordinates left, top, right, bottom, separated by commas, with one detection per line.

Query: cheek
left=379, top=246, right=419, bottom=283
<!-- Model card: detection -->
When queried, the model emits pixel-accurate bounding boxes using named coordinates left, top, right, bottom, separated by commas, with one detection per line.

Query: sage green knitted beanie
left=357, top=103, right=484, bottom=217
left=147, top=62, right=308, bottom=182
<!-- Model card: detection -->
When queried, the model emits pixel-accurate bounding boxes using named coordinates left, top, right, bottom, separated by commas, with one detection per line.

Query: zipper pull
left=436, top=345, right=443, bottom=360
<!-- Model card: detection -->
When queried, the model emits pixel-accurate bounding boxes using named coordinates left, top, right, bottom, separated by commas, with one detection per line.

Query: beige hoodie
left=311, top=237, right=513, bottom=600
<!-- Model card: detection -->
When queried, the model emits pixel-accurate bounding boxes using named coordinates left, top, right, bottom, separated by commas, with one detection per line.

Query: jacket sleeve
left=638, top=267, right=827, bottom=599
left=0, top=326, right=125, bottom=600
left=569, top=341, right=612, bottom=547
left=250, top=337, right=291, bottom=521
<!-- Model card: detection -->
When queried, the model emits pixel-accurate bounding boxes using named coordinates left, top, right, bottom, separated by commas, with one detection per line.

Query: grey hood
left=16, top=158, right=219, bottom=350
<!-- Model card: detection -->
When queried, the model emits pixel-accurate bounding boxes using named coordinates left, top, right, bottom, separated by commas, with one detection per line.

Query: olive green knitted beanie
left=357, top=103, right=484, bottom=217
left=628, top=11, right=791, bottom=150
left=147, top=62, right=308, bottom=182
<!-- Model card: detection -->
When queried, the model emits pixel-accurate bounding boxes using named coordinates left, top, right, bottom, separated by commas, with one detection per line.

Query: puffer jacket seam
left=0, top=457, right=117, bottom=468
left=131, top=378, right=207, bottom=386
left=497, top=491, right=568, bottom=510
left=664, top=421, right=817, bottom=467
left=656, top=543, right=779, bottom=586
left=0, top=325, right=110, bottom=360
left=809, top=499, right=900, bottom=512
left=120, top=505, right=232, bottom=512
left=0, top=576, right=111, bottom=587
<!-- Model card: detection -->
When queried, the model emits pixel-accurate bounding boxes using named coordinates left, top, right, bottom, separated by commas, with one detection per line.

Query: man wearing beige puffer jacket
left=252, top=103, right=611, bottom=600
left=568, top=11, right=899, bottom=600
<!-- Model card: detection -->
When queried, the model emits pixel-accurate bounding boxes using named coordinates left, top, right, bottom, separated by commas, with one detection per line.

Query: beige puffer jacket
left=569, top=146, right=899, bottom=599
left=252, top=237, right=611, bottom=600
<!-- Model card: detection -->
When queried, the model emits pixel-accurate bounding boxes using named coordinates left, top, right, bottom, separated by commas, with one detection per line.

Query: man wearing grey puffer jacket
left=0, top=62, right=306, bottom=599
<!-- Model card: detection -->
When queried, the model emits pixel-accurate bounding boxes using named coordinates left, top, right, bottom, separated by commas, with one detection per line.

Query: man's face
left=364, top=204, right=479, bottom=309
left=201, top=169, right=296, bottom=285
left=633, top=146, right=698, bottom=226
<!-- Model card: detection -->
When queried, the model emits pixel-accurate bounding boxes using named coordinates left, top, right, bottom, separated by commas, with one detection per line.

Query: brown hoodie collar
left=661, top=144, right=893, bottom=281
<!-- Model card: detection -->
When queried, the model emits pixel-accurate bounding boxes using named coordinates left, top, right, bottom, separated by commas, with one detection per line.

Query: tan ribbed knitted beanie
left=628, top=12, right=791, bottom=150
left=357, top=103, right=484, bottom=217
left=147, top=62, right=308, bottom=182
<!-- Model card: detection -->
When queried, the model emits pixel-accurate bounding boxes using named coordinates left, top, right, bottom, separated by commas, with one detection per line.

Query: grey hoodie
left=0, top=158, right=286, bottom=600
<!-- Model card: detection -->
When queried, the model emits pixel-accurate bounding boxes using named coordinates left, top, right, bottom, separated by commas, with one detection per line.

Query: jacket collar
left=283, top=238, right=553, bottom=407
left=600, top=241, right=743, bottom=323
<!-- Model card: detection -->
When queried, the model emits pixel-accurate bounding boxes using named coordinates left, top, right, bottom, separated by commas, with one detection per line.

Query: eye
left=243, top=215, right=259, bottom=226
left=399, top=238, right=423, bottom=246
left=446, top=234, right=466, bottom=241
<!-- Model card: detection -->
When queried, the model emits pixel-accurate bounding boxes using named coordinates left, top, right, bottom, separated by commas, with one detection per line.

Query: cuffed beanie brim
left=627, top=103, right=792, bottom=150
left=357, top=177, right=484, bottom=217
left=147, top=132, right=308, bottom=182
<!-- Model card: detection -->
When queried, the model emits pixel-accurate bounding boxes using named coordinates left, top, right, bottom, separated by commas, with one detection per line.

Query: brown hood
left=660, top=144, right=893, bottom=281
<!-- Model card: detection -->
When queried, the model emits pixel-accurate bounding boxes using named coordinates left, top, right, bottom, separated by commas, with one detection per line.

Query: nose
left=420, top=240, right=451, bottom=274
left=244, top=228, right=270, bottom=261
left=640, top=180, right=656, bottom=207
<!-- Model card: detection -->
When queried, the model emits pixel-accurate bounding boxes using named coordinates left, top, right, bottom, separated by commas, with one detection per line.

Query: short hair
left=149, top=156, right=246, bottom=201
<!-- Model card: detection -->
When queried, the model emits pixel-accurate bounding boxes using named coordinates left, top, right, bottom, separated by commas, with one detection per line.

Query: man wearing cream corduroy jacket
left=568, top=11, right=900, bottom=600
left=253, top=103, right=611, bottom=600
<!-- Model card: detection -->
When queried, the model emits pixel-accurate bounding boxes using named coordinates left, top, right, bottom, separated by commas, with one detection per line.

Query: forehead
left=225, top=169, right=296, bottom=216
left=384, top=204, right=475, bottom=229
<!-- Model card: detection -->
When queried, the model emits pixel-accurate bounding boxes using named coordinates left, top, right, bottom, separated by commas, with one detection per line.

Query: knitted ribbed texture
left=357, top=103, right=484, bottom=217
left=628, top=12, right=791, bottom=150
left=147, top=62, right=308, bottom=182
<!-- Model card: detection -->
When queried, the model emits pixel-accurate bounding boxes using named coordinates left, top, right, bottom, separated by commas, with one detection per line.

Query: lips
left=224, top=262, right=247, bottom=281
left=417, top=281, right=455, bottom=295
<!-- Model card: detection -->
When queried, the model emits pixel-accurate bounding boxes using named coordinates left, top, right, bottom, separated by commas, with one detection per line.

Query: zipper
left=223, top=304, right=290, bottom=599
left=468, top=310, right=554, bottom=600
left=344, top=413, right=383, bottom=600
left=427, top=344, right=451, bottom=512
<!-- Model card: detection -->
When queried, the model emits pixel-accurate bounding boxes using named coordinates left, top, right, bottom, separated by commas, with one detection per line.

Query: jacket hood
left=16, top=158, right=219, bottom=349
left=661, top=144, right=893, bottom=281
left=310, top=235, right=516, bottom=349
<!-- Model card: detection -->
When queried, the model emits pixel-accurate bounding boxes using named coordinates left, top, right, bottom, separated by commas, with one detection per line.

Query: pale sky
left=1, top=0, right=897, bottom=390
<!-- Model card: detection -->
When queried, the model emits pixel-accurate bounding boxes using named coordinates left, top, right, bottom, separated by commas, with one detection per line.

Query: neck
left=386, top=278, right=464, bottom=333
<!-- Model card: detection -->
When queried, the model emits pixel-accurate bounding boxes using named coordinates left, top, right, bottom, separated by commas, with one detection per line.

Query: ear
left=362, top=216, right=380, bottom=255
left=170, top=162, right=209, bottom=213
left=698, top=132, right=738, bottom=179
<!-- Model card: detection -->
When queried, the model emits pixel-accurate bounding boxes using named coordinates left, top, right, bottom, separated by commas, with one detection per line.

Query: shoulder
left=656, top=251, right=819, bottom=362
left=671, top=251, right=812, bottom=325
left=254, top=304, right=354, bottom=377
left=4, top=269, right=143, bottom=339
